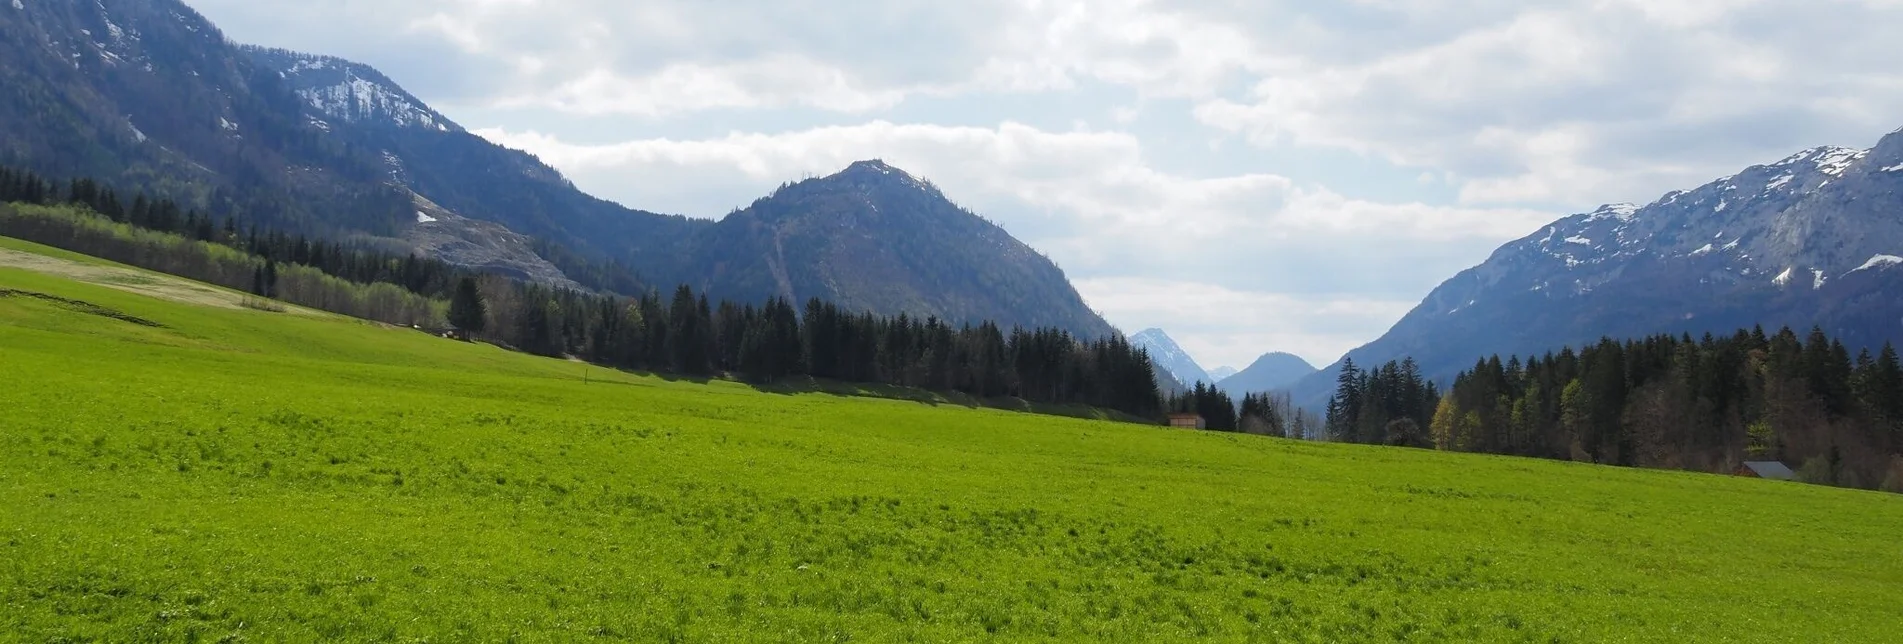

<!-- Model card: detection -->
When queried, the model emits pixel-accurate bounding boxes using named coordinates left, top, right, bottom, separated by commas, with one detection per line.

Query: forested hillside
left=0, top=0, right=1123, bottom=342
left=1321, top=326, right=1903, bottom=492
left=0, top=0, right=410, bottom=235
left=0, top=167, right=1164, bottom=419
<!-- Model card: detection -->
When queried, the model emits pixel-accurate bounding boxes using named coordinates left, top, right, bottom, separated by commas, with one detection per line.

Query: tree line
left=0, top=202, right=441, bottom=328
left=3, top=166, right=1167, bottom=419
left=1168, top=383, right=1323, bottom=439
left=1430, top=328, right=1903, bottom=491
left=1318, top=328, right=1903, bottom=492
left=0, top=167, right=653, bottom=299
left=1325, top=358, right=1442, bottom=447
left=451, top=281, right=1163, bottom=417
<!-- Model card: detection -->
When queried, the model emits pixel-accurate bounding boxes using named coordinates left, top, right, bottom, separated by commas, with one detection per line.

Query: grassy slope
left=1, top=237, right=1899, bottom=642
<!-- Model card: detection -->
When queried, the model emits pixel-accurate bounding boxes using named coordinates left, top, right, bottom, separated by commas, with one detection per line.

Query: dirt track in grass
left=0, top=246, right=318, bottom=315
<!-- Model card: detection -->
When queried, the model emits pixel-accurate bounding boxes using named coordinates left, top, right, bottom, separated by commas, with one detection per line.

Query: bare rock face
left=404, top=195, right=579, bottom=290
left=1287, top=130, right=1903, bottom=409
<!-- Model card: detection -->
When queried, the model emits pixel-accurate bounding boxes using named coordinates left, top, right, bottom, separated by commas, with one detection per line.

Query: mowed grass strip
left=1, top=239, right=1899, bottom=642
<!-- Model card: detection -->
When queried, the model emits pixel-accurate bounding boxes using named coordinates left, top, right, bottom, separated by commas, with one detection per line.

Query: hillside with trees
left=0, top=166, right=1163, bottom=420
left=1322, top=327, right=1903, bottom=492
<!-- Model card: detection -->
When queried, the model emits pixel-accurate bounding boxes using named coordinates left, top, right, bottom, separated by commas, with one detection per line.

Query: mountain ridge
left=1217, top=352, right=1317, bottom=395
left=2, top=0, right=1122, bottom=341
left=1285, top=131, right=1903, bottom=409
left=1130, top=328, right=1212, bottom=386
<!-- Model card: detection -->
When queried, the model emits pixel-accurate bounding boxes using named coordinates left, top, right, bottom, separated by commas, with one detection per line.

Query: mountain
left=243, top=46, right=707, bottom=285
left=3, top=0, right=1118, bottom=340
left=1208, top=366, right=1239, bottom=381
left=1132, top=328, right=1212, bottom=386
left=674, top=160, right=1117, bottom=339
left=0, top=0, right=412, bottom=235
left=1217, top=352, right=1317, bottom=395
left=1287, top=133, right=1903, bottom=409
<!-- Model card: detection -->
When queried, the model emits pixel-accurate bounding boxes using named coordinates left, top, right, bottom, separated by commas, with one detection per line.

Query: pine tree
left=447, top=277, right=487, bottom=341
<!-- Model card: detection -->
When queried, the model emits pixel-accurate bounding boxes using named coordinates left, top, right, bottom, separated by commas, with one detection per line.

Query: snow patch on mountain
left=254, top=50, right=458, bottom=132
left=1813, top=147, right=1867, bottom=176
left=1588, top=203, right=1639, bottom=221
left=415, top=211, right=437, bottom=224
left=300, top=76, right=449, bottom=131
left=1132, top=328, right=1212, bottom=386
left=1850, top=255, right=1903, bottom=274
left=1773, top=267, right=1794, bottom=287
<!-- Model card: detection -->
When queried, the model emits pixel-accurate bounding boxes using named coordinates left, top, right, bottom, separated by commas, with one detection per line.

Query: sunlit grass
left=2, top=238, right=1899, bottom=642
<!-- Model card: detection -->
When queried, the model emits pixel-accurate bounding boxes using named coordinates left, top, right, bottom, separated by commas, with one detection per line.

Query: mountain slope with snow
left=246, top=47, right=456, bottom=132
left=1131, top=329, right=1212, bottom=386
left=1287, top=132, right=1903, bottom=409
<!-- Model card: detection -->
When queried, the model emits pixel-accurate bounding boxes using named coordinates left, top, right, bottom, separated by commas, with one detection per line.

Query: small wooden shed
left=1736, top=461, right=1797, bottom=481
left=1167, top=413, right=1206, bottom=430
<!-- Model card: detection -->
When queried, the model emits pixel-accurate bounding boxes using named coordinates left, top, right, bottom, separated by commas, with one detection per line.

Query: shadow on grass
left=530, top=353, right=1157, bottom=426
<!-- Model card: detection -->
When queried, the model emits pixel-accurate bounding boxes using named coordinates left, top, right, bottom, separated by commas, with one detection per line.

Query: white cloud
left=1193, top=1, right=1903, bottom=207
left=491, top=58, right=908, bottom=116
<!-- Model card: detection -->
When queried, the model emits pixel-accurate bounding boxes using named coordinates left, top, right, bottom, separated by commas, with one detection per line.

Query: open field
left=2, top=237, right=1900, bottom=642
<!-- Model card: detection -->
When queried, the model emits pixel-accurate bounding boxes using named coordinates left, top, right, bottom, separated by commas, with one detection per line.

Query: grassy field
left=2, top=236, right=1900, bottom=642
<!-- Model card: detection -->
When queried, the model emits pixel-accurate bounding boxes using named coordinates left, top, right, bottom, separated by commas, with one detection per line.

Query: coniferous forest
left=1326, top=330, right=1903, bottom=492
left=0, top=167, right=1164, bottom=419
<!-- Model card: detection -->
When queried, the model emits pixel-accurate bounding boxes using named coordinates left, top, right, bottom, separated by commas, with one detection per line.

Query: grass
left=2, top=236, right=1900, bottom=642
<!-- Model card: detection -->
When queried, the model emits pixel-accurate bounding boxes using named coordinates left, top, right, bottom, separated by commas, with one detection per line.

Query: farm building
left=1167, top=413, right=1205, bottom=430
left=1736, top=461, right=1797, bottom=481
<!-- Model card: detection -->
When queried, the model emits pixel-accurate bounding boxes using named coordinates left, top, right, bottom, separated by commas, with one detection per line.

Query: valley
left=5, top=0, right=1903, bottom=639
left=4, top=239, right=1900, bottom=641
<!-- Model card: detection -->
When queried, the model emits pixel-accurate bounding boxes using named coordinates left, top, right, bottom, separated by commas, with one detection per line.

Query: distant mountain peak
left=682, top=158, right=1116, bottom=339
left=1217, top=351, right=1318, bottom=394
left=1131, top=329, right=1212, bottom=386
left=832, top=159, right=940, bottom=195
left=1281, top=128, right=1903, bottom=411
left=845, top=159, right=904, bottom=174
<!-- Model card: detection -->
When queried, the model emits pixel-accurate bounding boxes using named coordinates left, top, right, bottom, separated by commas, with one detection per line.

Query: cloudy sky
left=193, top=0, right=1903, bottom=371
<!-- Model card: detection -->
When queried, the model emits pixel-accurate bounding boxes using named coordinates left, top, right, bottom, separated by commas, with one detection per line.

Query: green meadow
left=2, top=236, right=1899, bottom=642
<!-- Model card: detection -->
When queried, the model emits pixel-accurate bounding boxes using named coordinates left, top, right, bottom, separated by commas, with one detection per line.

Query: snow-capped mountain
left=1286, top=130, right=1903, bottom=409
left=245, top=47, right=457, bottom=132
left=1132, top=329, right=1213, bottom=386
left=1209, top=366, right=1239, bottom=382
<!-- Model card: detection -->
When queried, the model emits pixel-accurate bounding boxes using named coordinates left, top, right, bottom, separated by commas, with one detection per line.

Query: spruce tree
left=447, top=277, right=487, bottom=341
